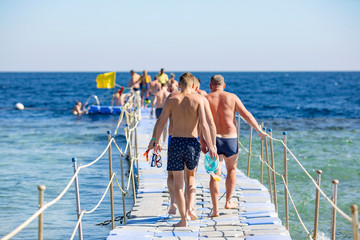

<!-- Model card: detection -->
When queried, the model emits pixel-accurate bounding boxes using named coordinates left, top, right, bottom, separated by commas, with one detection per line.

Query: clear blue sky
left=0, top=0, right=359, bottom=71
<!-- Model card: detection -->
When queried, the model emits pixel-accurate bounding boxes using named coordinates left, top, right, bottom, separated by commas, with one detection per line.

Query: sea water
left=0, top=72, right=359, bottom=239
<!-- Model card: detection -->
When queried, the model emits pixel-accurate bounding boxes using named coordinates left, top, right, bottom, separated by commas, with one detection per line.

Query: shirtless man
left=153, top=72, right=217, bottom=227
left=72, top=100, right=83, bottom=115
left=168, top=73, right=179, bottom=93
left=152, top=83, right=170, bottom=142
left=195, top=78, right=207, bottom=96
left=183, top=77, right=216, bottom=219
left=148, top=76, right=161, bottom=108
left=139, top=70, right=152, bottom=108
left=128, top=70, right=141, bottom=92
left=206, top=75, right=268, bottom=217
left=148, top=78, right=216, bottom=218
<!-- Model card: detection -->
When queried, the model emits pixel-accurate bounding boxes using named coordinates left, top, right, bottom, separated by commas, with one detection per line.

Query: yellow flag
left=96, top=72, right=116, bottom=88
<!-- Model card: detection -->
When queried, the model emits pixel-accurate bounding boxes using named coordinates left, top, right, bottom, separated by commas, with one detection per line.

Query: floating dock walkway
left=107, top=110, right=292, bottom=240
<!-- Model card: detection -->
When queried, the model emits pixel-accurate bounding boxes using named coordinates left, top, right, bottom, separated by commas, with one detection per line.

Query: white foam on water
left=315, top=231, right=330, bottom=240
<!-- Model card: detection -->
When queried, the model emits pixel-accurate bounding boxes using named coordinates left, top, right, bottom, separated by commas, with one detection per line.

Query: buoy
left=15, top=103, right=24, bottom=110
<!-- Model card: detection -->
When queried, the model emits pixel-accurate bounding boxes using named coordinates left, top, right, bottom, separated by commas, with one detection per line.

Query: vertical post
left=38, top=185, right=46, bottom=240
left=236, top=114, right=241, bottom=138
left=120, top=154, right=127, bottom=224
left=264, top=127, right=273, bottom=203
left=283, top=131, right=289, bottom=230
left=247, top=127, right=253, bottom=177
left=260, top=123, right=264, bottom=184
left=351, top=205, right=359, bottom=240
left=107, top=131, right=115, bottom=230
left=126, top=126, right=136, bottom=204
left=331, top=179, right=339, bottom=240
left=72, top=158, right=83, bottom=240
left=269, top=129, right=278, bottom=212
left=134, top=118, right=139, bottom=186
left=313, top=169, right=322, bottom=240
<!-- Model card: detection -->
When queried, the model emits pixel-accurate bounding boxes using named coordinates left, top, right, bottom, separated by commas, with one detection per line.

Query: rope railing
left=1, top=91, right=142, bottom=240
left=237, top=115, right=359, bottom=239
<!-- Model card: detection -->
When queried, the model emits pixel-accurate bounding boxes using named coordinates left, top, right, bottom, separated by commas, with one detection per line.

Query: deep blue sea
left=0, top=72, right=359, bottom=239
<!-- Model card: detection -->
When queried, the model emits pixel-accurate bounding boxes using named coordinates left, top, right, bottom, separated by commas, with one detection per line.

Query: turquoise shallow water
left=238, top=119, right=360, bottom=239
left=0, top=72, right=359, bottom=239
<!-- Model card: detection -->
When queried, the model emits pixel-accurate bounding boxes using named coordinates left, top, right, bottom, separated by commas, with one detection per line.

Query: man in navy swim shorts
left=152, top=72, right=217, bottom=227
left=205, top=74, right=269, bottom=217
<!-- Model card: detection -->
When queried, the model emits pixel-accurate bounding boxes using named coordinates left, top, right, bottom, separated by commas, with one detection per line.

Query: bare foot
left=224, top=200, right=238, bottom=209
left=168, top=203, right=177, bottom=215
left=210, top=211, right=220, bottom=217
left=173, top=220, right=187, bottom=227
left=187, top=210, right=198, bottom=220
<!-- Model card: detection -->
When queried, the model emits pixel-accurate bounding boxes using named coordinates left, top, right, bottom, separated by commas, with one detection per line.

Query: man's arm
left=234, top=95, right=268, bottom=139
left=198, top=99, right=218, bottom=160
left=200, top=96, right=217, bottom=153
left=151, top=94, right=158, bottom=115
left=153, top=100, right=172, bottom=154
left=203, top=97, right=216, bottom=145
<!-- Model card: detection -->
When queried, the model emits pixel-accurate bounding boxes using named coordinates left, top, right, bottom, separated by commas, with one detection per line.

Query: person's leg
left=185, top=166, right=198, bottom=220
left=162, top=120, right=168, bottom=143
left=209, top=155, right=223, bottom=217
left=167, top=171, right=177, bottom=215
left=224, top=153, right=239, bottom=209
left=171, top=170, right=187, bottom=227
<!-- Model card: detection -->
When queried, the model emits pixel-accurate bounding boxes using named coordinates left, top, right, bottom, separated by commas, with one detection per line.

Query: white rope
left=237, top=128, right=359, bottom=230
left=2, top=92, right=142, bottom=240
left=84, top=174, right=116, bottom=214
left=69, top=210, right=85, bottom=240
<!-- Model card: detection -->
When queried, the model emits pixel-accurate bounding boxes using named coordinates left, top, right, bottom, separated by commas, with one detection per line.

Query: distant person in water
left=73, top=100, right=84, bottom=115
left=111, top=87, right=130, bottom=106
left=205, top=74, right=268, bottom=217
left=128, top=70, right=141, bottom=92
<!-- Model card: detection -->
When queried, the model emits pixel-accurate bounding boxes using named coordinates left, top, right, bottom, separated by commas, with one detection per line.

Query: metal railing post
left=120, top=154, right=127, bottom=224
left=237, top=114, right=241, bottom=138
left=107, top=131, right=115, bottom=230
left=331, top=179, right=339, bottom=240
left=126, top=125, right=136, bottom=204
left=247, top=127, right=253, bottom=177
left=264, top=127, right=273, bottom=203
left=134, top=112, right=139, bottom=186
left=283, top=131, right=289, bottom=230
left=260, top=122, right=264, bottom=184
left=313, top=169, right=322, bottom=239
left=38, top=185, right=46, bottom=240
left=351, top=204, right=359, bottom=240
left=72, top=158, right=83, bottom=240
left=269, top=129, right=278, bottom=212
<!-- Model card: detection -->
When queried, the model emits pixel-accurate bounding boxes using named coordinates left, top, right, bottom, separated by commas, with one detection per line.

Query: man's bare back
left=128, top=70, right=140, bottom=89
left=154, top=86, right=170, bottom=108
left=206, top=90, right=239, bottom=138
left=165, top=92, right=202, bottom=138
left=149, top=79, right=161, bottom=96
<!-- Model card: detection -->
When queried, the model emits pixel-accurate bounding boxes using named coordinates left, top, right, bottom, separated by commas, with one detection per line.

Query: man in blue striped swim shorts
left=153, top=72, right=217, bottom=227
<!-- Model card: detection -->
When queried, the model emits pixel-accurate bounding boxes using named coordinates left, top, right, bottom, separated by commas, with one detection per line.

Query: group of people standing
left=142, top=72, right=268, bottom=227
left=128, top=68, right=179, bottom=108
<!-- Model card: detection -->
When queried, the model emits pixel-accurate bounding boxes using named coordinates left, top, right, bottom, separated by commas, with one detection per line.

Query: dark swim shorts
left=216, top=137, right=239, bottom=157
left=167, top=137, right=201, bottom=171
left=155, top=108, right=162, bottom=119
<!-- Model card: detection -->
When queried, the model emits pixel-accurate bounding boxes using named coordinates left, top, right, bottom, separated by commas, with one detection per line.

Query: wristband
left=151, top=137, right=156, bottom=141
